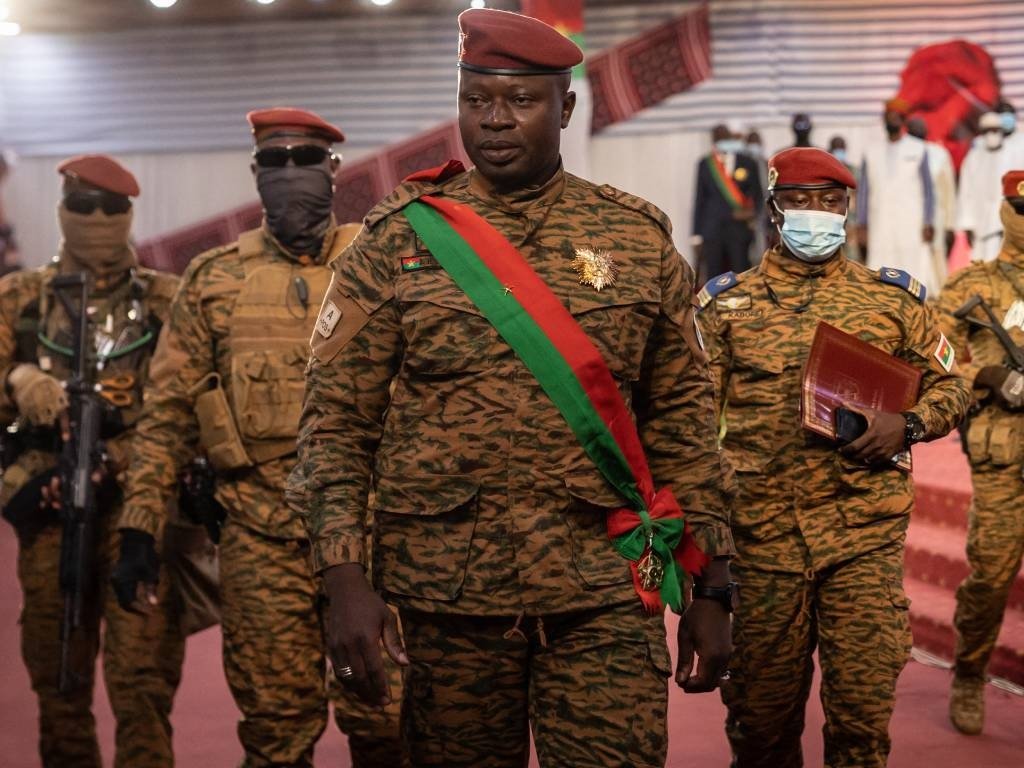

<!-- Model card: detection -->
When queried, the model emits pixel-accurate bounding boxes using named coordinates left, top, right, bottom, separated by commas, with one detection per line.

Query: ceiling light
left=370, top=0, right=394, bottom=6
left=149, top=0, right=179, bottom=8
left=0, top=21, right=20, bottom=36
left=470, top=0, right=486, bottom=7
left=256, top=0, right=277, bottom=5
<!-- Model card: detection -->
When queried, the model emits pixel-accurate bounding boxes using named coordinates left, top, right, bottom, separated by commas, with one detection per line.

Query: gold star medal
left=572, top=247, right=618, bottom=292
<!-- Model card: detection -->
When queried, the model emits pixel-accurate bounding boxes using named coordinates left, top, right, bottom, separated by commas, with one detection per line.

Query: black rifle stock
left=53, top=273, right=104, bottom=695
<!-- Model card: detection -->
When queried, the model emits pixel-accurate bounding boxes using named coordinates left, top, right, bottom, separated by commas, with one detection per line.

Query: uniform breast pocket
left=569, top=289, right=659, bottom=381
left=230, top=348, right=306, bottom=441
left=396, top=270, right=497, bottom=374
left=371, top=473, right=481, bottom=602
left=727, top=342, right=788, bottom=406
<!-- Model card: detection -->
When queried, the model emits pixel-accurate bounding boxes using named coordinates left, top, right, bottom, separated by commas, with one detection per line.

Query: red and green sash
left=403, top=196, right=708, bottom=613
left=706, top=152, right=751, bottom=211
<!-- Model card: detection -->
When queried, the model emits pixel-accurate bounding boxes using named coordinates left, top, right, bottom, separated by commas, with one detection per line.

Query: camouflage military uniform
left=937, top=243, right=1024, bottom=685
left=293, top=166, right=734, bottom=767
left=698, top=247, right=970, bottom=768
left=120, top=224, right=404, bottom=768
left=0, top=262, right=185, bottom=768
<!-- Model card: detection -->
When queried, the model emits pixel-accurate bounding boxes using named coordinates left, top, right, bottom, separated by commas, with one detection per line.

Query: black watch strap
left=691, top=581, right=738, bottom=613
left=901, top=411, right=926, bottom=447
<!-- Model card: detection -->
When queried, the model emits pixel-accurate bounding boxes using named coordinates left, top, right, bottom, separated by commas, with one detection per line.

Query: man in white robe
left=957, top=112, right=1020, bottom=262
left=908, top=117, right=957, bottom=263
left=859, top=99, right=940, bottom=295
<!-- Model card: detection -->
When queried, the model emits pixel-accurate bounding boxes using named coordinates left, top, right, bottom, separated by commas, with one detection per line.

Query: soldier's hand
left=323, top=563, right=408, bottom=708
left=111, top=529, right=160, bottom=614
left=976, top=365, right=1024, bottom=409
left=676, top=598, right=732, bottom=693
left=840, top=407, right=906, bottom=464
left=6, top=363, right=68, bottom=426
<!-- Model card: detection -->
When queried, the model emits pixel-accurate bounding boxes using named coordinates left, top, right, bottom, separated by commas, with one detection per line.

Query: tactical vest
left=219, top=229, right=333, bottom=466
left=14, top=267, right=163, bottom=433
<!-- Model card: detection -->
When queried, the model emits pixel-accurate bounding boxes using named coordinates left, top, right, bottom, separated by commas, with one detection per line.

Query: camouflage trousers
left=721, top=543, right=912, bottom=768
left=398, top=601, right=671, bottom=768
left=954, top=463, right=1024, bottom=679
left=17, top=520, right=186, bottom=768
left=219, top=519, right=404, bottom=768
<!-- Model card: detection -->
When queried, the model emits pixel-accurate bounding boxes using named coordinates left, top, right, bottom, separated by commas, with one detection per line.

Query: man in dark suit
left=691, top=123, right=763, bottom=283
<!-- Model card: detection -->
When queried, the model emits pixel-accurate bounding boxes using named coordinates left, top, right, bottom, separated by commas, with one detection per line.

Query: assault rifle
left=53, top=273, right=105, bottom=695
left=953, top=295, right=1024, bottom=373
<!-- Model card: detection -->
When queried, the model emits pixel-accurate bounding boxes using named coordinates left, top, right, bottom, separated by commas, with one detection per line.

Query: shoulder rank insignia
left=878, top=267, right=926, bottom=303
left=697, top=272, right=739, bottom=309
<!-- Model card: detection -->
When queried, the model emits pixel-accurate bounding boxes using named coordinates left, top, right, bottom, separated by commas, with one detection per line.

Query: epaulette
left=597, top=184, right=672, bottom=235
left=365, top=164, right=469, bottom=230
left=697, top=272, right=739, bottom=309
left=877, top=267, right=926, bottom=303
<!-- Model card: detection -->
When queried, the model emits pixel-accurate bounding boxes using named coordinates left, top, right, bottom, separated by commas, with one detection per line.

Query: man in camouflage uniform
left=117, top=108, right=404, bottom=768
left=291, top=9, right=734, bottom=767
left=698, top=147, right=971, bottom=768
left=0, top=155, right=184, bottom=767
left=937, top=169, right=1024, bottom=735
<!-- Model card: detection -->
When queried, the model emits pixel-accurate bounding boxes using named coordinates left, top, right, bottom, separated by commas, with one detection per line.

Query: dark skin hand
left=676, top=557, right=734, bottom=693
left=38, top=415, right=158, bottom=613
left=323, top=563, right=408, bottom=707
left=839, top=406, right=907, bottom=464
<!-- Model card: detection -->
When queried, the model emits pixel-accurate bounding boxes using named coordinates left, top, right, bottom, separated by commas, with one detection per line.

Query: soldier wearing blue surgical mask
left=696, top=147, right=970, bottom=768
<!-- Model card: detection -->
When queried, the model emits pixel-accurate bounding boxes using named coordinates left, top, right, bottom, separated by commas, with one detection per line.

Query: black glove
left=111, top=529, right=159, bottom=612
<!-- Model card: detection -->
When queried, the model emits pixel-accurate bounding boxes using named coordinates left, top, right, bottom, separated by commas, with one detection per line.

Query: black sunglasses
left=252, top=145, right=335, bottom=168
left=62, top=189, right=132, bottom=216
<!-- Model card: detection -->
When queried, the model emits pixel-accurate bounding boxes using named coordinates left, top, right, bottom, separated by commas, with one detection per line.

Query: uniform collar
left=759, top=245, right=848, bottom=283
left=467, top=163, right=566, bottom=213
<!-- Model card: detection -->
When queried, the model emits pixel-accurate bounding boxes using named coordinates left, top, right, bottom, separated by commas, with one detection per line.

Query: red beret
left=1003, top=170, right=1024, bottom=198
left=246, top=108, right=345, bottom=143
left=458, top=8, right=583, bottom=75
left=768, top=148, right=857, bottom=192
left=57, top=154, right=140, bottom=197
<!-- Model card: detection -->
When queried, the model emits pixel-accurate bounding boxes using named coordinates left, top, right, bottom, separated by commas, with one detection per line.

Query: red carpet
left=2, top=472, right=1022, bottom=766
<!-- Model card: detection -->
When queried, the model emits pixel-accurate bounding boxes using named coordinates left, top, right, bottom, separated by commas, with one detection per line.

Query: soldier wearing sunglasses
left=117, top=108, right=405, bottom=768
left=0, top=155, right=186, bottom=767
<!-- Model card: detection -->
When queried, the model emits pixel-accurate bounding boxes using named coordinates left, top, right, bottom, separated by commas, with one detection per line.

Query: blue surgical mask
left=778, top=208, right=847, bottom=263
left=1000, top=112, right=1017, bottom=134
left=715, top=139, right=745, bottom=155
left=832, top=148, right=848, bottom=164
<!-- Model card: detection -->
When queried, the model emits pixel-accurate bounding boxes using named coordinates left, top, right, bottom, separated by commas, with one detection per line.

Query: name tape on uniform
left=317, top=300, right=342, bottom=338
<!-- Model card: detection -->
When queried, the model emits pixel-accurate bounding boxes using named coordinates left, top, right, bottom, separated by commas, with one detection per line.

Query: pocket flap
left=732, top=341, right=786, bottom=374
left=564, top=471, right=627, bottom=510
left=372, top=474, right=480, bottom=516
left=569, top=285, right=658, bottom=316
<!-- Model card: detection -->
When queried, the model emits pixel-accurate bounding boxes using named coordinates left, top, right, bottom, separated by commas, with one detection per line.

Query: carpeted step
left=905, top=518, right=1024, bottom=613
left=905, top=576, right=1024, bottom=686
left=911, top=436, right=972, bottom=531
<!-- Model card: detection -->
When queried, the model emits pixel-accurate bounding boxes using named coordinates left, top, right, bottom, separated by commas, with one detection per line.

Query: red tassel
left=630, top=561, right=664, bottom=614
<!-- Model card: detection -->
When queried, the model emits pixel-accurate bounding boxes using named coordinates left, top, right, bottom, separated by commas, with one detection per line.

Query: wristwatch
left=691, top=581, right=739, bottom=613
left=901, top=411, right=927, bottom=448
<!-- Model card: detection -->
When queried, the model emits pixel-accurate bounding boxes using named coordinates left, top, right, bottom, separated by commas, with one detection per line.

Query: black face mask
left=1011, top=199, right=1024, bottom=216
left=256, top=166, right=334, bottom=256
left=885, top=121, right=903, bottom=137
